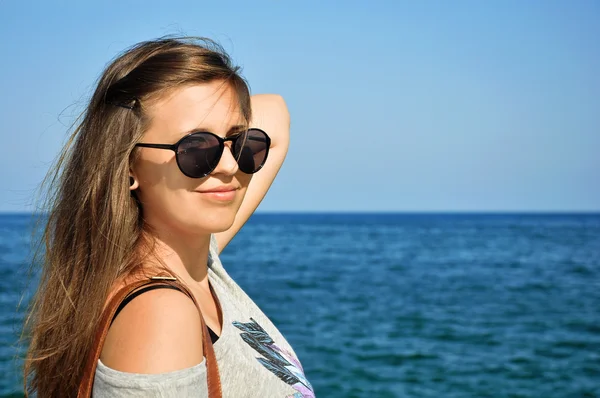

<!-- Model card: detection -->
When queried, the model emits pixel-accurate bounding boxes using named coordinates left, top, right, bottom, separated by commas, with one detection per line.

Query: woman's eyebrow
left=179, top=124, right=246, bottom=137
left=227, top=124, right=247, bottom=135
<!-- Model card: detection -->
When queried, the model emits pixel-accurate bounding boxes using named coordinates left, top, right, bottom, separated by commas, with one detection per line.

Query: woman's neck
left=145, top=229, right=212, bottom=288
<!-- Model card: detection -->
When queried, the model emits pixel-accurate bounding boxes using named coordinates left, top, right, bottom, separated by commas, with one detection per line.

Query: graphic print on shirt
left=233, top=318, right=315, bottom=398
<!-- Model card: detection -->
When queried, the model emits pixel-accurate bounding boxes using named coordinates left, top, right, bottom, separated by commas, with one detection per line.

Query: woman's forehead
left=144, top=81, right=244, bottom=141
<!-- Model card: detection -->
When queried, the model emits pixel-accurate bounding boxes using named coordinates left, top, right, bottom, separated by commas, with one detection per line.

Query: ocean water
left=1, top=213, right=599, bottom=397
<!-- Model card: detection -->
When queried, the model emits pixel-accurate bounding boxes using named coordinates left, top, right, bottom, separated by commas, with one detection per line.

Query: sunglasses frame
left=134, top=127, right=271, bottom=178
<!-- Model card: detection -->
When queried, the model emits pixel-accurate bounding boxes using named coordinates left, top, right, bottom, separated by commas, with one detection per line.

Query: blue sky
left=0, top=1, right=598, bottom=212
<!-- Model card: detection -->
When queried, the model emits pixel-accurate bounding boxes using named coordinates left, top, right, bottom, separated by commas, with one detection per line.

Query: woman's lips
left=197, top=190, right=236, bottom=201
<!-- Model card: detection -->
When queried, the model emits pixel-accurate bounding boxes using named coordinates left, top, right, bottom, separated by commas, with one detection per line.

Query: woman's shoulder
left=99, top=282, right=204, bottom=374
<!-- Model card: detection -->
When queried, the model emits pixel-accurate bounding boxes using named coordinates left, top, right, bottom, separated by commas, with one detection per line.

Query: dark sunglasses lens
left=177, top=134, right=221, bottom=177
left=234, top=129, right=269, bottom=174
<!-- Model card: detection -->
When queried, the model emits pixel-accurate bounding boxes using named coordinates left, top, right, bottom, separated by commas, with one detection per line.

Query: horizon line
left=1, top=210, right=599, bottom=216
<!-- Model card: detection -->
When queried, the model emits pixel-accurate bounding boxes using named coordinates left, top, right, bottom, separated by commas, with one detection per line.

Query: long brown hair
left=20, top=36, right=252, bottom=397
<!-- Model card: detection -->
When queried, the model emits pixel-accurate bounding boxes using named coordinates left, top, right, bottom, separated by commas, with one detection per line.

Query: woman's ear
left=129, top=174, right=139, bottom=190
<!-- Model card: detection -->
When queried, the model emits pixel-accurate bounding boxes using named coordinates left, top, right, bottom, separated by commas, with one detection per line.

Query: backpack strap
left=78, top=274, right=222, bottom=398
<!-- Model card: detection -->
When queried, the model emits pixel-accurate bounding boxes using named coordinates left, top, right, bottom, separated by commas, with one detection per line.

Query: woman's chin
left=177, top=212, right=237, bottom=235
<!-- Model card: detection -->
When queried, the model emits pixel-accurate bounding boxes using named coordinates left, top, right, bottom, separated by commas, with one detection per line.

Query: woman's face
left=131, top=80, right=251, bottom=236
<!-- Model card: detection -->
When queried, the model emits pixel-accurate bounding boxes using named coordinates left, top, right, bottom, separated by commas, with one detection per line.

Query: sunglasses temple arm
left=135, top=143, right=177, bottom=150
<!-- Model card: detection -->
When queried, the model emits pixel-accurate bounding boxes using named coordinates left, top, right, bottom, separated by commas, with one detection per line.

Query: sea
left=1, top=212, right=599, bottom=397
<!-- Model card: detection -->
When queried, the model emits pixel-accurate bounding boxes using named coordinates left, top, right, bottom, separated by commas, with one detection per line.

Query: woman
left=22, top=37, right=315, bottom=397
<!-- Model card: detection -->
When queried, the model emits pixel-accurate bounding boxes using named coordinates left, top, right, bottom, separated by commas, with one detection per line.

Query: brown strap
left=78, top=275, right=222, bottom=397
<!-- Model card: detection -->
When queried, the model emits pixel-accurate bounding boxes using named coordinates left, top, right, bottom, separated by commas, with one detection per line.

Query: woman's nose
left=212, top=143, right=239, bottom=176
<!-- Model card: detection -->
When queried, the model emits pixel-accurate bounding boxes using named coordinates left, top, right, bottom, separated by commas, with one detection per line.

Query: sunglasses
left=135, top=128, right=271, bottom=178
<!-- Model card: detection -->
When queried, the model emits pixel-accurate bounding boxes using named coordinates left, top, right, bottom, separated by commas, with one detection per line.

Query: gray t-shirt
left=92, top=234, right=315, bottom=397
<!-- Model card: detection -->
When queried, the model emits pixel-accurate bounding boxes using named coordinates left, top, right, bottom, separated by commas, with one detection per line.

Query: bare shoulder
left=100, top=287, right=204, bottom=374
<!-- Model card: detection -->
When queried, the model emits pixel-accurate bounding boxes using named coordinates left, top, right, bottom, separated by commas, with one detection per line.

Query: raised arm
left=214, top=94, right=290, bottom=253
